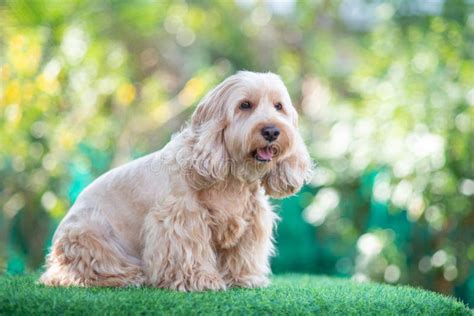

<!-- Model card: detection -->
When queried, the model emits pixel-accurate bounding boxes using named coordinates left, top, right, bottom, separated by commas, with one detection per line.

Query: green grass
left=1, top=274, right=471, bottom=315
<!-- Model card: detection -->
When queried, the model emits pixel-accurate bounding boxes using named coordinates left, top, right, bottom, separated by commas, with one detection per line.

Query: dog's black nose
left=261, top=125, right=280, bottom=142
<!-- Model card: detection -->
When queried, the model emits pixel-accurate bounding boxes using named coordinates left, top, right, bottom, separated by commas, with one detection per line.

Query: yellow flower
left=8, top=33, right=42, bottom=76
left=116, top=82, right=136, bottom=106
left=178, top=77, right=206, bottom=107
left=3, top=80, right=21, bottom=105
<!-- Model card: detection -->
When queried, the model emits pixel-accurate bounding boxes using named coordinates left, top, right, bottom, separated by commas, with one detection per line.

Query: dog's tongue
left=257, top=147, right=273, bottom=161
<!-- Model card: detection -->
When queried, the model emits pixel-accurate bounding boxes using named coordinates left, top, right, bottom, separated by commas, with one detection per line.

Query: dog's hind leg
left=39, top=222, right=144, bottom=287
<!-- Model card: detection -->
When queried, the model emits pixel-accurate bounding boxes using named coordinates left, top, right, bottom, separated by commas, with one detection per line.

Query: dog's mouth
left=253, top=145, right=279, bottom=163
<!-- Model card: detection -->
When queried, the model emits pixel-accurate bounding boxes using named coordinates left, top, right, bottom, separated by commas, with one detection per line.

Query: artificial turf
left=0, top=274, right=471, bottom=315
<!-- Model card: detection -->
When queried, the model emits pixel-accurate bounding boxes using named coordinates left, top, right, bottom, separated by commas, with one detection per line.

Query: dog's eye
left=275, top=102, right=283, bottom=111
left=239, top=101, right=252, bottom=110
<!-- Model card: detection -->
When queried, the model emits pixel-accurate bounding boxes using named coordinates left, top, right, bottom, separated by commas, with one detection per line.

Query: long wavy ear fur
left=262, top=133, right=313, bottom=198
left=186, top=78, right=238, bottom=189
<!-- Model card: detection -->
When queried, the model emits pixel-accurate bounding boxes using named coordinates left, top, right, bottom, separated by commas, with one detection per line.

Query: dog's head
left=189, top=71, right=312, bottom=197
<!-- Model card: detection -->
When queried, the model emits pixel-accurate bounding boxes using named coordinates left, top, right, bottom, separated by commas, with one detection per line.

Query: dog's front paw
left=229, top=274, right=270, bottom=289
left=192, top=272, right=227, bottom=291
left=150, top=272, right=226, bottom=291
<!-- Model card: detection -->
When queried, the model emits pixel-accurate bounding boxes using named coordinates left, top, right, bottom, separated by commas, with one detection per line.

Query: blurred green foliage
left=0, top=0, right=473, bottom=307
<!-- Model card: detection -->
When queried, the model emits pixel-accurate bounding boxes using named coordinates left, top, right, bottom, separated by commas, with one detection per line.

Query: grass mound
left=1, top=274, right=470, bottom=315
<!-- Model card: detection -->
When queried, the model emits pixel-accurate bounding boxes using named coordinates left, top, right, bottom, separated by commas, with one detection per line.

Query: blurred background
left=1, top=0, right=473, bottom=306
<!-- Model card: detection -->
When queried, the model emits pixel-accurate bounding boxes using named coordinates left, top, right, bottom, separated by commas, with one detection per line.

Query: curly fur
left=39, top=71, right=313, bottom=291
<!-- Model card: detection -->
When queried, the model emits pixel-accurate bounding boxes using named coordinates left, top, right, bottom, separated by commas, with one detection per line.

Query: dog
left=39, top=71, right=313, bottom=291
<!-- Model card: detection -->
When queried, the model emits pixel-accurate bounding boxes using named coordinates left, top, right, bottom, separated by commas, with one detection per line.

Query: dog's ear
left=262, top=133, right=313, bottom=198
left=186, top=78, right=237, bottom=188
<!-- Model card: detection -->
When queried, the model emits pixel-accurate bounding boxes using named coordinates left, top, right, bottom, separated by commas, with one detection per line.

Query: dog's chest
left=199, top=183, right=257, bottom=249
left=200, top=185, right=254, bottom=221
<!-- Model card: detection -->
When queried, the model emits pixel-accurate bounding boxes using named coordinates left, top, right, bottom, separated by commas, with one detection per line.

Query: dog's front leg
left=218, top=199, right=278, bottom=288
left=141, top=199, right=226, bottom=291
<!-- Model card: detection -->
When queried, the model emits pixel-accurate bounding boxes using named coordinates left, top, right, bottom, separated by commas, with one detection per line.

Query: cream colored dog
left=40, top=71, right=312, bottom=291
